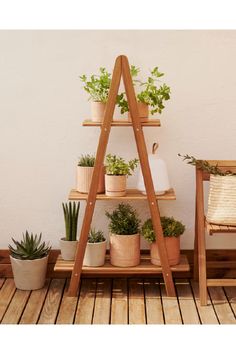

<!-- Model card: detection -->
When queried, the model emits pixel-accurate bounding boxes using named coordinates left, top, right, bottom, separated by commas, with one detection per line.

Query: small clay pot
left=150, top=237, right=180, bottom=266
left=91, top=101, right=106, bottom=122
left=128, top=102, right=149, bottom=121
left=83, top=240, right=107, bottom=267
left=105, top=174, right=127, bottom=197
left=60, top=238, right=78, bottom=261
left=110, top=233, right=140, bottom=267
left=76, top=166, right=105, bottom=194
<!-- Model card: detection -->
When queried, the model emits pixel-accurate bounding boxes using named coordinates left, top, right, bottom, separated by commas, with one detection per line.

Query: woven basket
left=206, top=175, right=236, bottom=226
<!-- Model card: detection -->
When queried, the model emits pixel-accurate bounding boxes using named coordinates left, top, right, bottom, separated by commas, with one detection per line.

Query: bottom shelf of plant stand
left=54, top=253, right=190, bottom=275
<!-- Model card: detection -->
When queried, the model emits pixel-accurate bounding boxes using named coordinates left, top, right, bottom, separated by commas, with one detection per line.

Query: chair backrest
left=201, top=160, right=236, bottom=181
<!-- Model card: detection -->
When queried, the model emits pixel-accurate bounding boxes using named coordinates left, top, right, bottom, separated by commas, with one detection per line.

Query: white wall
left=1, top=30, right=236, bottom=249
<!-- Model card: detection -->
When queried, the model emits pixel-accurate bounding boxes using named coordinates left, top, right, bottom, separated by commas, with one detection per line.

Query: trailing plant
left=117, top=65, right=171, bottom=115
left=78, top=154, right=96, bottom=167
left=105, top=154, right=139, bottom=176
left=9, top=231, right=51, bottom=260
left=106, top=203, right=141, bottom=235
left=142, top=217, right=185, bottom=243
left=62, top=202, right=80, bottom=241
left=178, top=154, right=236, bottom=176
left=80, top=67, right=111, bottom=103
left=88, top=228, right=106, bottom=243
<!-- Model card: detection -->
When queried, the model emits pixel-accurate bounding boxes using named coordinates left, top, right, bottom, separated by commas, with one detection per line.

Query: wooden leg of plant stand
left=193, top=198, right=199, bottom=281
left=121, top=55, right=175, bottom=297
left=67, top=57, right=122, bottom=297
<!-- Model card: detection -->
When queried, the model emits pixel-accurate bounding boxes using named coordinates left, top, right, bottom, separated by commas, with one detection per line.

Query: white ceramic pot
left=128, top=102, right=149, bottom=121
left=150, top=237, right=180, bottom=266
left=109, top=233, right=140, bottom=267
left=10, top=255, right=48, bottom=290
left=105, top=174, right=127, bottom=197
left=60, top=238, right=78, bottom=260
left=77, top=166, right=105, bottom=194
left=91, top=101, right=106, bottom=122
left=83, top=239, right=107, bottom=267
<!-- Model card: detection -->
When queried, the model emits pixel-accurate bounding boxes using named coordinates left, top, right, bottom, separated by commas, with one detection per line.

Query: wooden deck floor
left=1, top=277, right=236, bottom=324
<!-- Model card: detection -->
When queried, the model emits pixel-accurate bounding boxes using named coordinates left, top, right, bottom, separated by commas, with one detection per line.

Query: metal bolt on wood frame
left=67, top=55, right=176, bottom=297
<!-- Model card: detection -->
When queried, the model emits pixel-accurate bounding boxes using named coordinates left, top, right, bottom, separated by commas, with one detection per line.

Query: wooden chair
left=194, top=160, right=236, bottom=306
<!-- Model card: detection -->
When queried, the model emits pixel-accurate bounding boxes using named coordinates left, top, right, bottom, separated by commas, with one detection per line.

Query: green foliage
left=80, top=67, right=111, bottom=103
left=78, top=154, right=95, bottom=167
left=178, top=154, right=236, bottom=176
left=117, top=65, right=171, bottom=115
left=142, top=217, right=185, bottom=243
left=9, top=231, right=51, bottom=260
left=105, top=154, right=139, bottom=176
left=106, top=203, right=141, bottom=235
left=88, top=228, right=106, bottom=243
left=62, top=202, right=80, bottom=241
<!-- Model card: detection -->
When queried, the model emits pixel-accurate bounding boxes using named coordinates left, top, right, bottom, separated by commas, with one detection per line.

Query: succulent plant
left=78, top=154, right=96, bottom=167
left=106, top=203, right=141, bottom=235
left=9, top=231, right=51, bottom=260
left=62, top=202, right=80, bottom=241
left=88, top=228, right=106, bottom=243
left=142, top=217, right=185, bottom=243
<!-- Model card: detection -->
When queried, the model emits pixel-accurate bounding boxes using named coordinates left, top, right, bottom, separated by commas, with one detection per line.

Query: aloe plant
left=62, top=202, right=80, bottom=241
left=78, top=154, right=96, bottom=167
left=9, top=231, right=51, bottom=260
left=88, top=228, right=106, bottom=243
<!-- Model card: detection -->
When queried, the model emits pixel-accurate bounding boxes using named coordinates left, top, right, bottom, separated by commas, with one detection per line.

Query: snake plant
left=62, top=201, right=80, bottom=241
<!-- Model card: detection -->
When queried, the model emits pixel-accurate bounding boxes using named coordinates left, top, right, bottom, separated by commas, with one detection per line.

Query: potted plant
left=117, top=65, right=171, bottom=121
left=105, top=154, right=139, bottom=196
left=9, top=231, right=51, bottom=290
left=106, top=203, right=141, bottom=267
left=83, top=228, right=107, bottom=267
left=80, top=67, right=111, bottom=122
left=142, top=217, right=185, bottom=266
left=60, top=201, right=80, bottom=260
left=77, top=154, right=105, bottom=194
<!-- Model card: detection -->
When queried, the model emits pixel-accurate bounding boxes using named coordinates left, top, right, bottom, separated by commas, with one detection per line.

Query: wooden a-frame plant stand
left=54, top=55, right=190, bottom=297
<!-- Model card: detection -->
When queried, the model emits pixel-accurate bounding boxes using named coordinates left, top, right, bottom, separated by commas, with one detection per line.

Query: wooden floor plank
left=175, top=279, right=200, bottom=324
left=111, top=278, right=128, bottom=324
left=208, top=286, right=236, bottom=324
left=56, top=278, right=78, bottom=324
left=0, top=278, right=16, bottom=322
left=1, top=289, right=31, bottom=324
left=74, top=278, right=96, bottom=324
left=128, top=278, right=146, bottom=324
left=38, top=278, right=65, bottom=324
left=144, top=279, right=164, bottom=324
left=190, top=280, right=218, bottom=324
left=93, top=278, right=112, bottom=324
left=0, top=279, right=5, bottom=289
left=160, top=282, right=182, bottom=324
left=20, top=279, right=50, bottom=324
left=222, top=287, right=236, bottom=320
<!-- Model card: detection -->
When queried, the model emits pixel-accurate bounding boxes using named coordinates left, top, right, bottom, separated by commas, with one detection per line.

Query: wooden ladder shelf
left=54, top=55, right=190, bottom=297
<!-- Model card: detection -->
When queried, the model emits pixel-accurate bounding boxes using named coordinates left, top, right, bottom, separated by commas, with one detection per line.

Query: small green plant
left=80, top=67, right=111, bottom=103
left=106, top=203, right=141, bottom=235
left=78, top=154, right=96, bottom=167
left=62, top=202, right=80, bottom=241
left=88, top=228, right=106, bottom=243
left=105, top=154, right=139, bottom=176
left=117, top=65, right=171, bottom=115
left=9, top=231, right=51, bottom=260
left=178, top=154, right=236, bottom=176
left=142, top=217, right=185, bottom=243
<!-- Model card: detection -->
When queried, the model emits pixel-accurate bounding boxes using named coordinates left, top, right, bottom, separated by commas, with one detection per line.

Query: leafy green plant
left=9, top=231, right=51, bottom=260
left=105, top=154, right=139, bottom=176
left=62, top=202, right=80, bottom=241
left=178, top=154, right=236, bottom=176
left=106, top=203, right=141, bottom=235
left=117, top=65, right=171, bottom=115
left=80, top=67, right=111, bottom=103
left=78, top=154, right=96, bottom=167
left=88, top=228, right=106, bottom=243
left=142, top=217, right=185, bottom=243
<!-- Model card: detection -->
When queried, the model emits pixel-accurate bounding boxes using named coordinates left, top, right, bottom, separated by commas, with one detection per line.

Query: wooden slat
left=56, top=279, right=78, bottom=324
left=92, top=278, right=112, bottom=324
left=0, top=278, right=16, bottom=322
left=224, top=287, right=236, bottom=318
left=175, top=279, right=200, bottom=324
left=38, top=279, right=65, bottom=324
left=160, top=281, right=182, bottom=324
left=207, top=279, right=236, bottom=286
left=128, top=278, right=146, bottom=324
left=83, top=119, right=161, bottom=127
left=1, top=289, right=31, bottom=324
left=19, top=279, right=50, bottom=324
left=208, top=286, right=236, bottom=324
left=74, top=279, right=96, bottom=324
left=0, top=278, right=5, bottom=289
left=144, top=279, right=164, bottom=324
left=206, top=220, right=236, bottom=235
left=111, top=278, right=128, bottom=324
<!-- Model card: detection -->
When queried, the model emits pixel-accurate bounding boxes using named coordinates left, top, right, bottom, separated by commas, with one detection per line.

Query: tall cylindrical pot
left=91, top=101, right=106, bottom=122
left=77, top=166, right=105, bottom=194
left=110, top=233, right=140, bottom=267
left=128, top=102, right=149, bottom=121
left=60, top=238, right=78, bottom=261
left=105, top=174, right=127, bottom=197
left=83, top=240, right=107, bottom=267
left=150, top=237, right=180, bottom=266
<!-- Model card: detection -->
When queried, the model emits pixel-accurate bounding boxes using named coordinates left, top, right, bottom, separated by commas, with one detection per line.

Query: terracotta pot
left=150, top=236, right=180, bottom=266
left=128, top=102, right=149, bottom=121
left=83, top=239, right=107, bottom=267
left=110, top=233, right=140, bottom=267
left=10, top=255, right=48, bottom=290
left=91, top=101, right=106, bottom=122
left=60, top=238, right=78, bottom=261
left=105, top=174, right=127, bottom=197
left=76, top=166, right=105, bottom=194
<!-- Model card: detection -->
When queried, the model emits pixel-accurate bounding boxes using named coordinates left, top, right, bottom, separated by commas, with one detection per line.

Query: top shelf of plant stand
left=82, top=119, right=161, bottom=127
